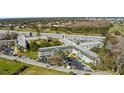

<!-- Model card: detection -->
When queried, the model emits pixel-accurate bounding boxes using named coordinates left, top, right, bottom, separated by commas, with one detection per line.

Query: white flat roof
left=79, top=41, right=102, bottom=46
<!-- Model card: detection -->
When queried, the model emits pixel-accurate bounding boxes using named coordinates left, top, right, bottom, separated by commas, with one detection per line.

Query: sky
left=0, top=0, right=124, bottom=18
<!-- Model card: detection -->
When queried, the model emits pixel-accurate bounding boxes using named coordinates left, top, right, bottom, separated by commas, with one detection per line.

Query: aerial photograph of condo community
left=0, top=17, right=124, bottom=75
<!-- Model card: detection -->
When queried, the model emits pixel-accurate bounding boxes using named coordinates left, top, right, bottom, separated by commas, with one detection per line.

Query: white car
left=67, top=65, right=71, bottom=69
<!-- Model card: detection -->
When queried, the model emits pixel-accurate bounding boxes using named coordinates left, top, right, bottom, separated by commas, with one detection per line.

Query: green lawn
left=25, top=51, right=38, bottom=59
left=0, top=58, right=28, bottom=75
left=120, top=64, right=124, bottom=75
left=0, top=58, right=69, bottom=75
left=20, top=66, right=69, bottom=75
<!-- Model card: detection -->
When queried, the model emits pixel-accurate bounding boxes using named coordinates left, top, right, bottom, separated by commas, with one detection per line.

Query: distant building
left=40, top=33, right=105, bottom=42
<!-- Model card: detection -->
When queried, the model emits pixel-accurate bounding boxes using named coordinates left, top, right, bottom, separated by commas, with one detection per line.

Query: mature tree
left=9, top=25, right=15, bottom=30
left=1, top=32, right=18, bottom=40
left=48, top=54, right=64, bottom=66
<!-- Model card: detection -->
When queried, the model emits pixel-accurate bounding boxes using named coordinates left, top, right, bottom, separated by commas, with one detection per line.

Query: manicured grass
left=0, top=58, right=69, bottom=75
left=0, top=58, right=28, bottom=75
left=25, top=51, right=38, bottom=59
left=120, top=64, right=124, bottom=75
left=20, top=66, right=69, bottom=75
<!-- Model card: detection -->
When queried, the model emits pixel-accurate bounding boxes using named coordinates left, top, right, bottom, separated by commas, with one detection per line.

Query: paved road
left=0, top=54, right=71, bottom=73
left=0, top=54, right=113, bottom=75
